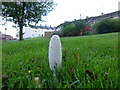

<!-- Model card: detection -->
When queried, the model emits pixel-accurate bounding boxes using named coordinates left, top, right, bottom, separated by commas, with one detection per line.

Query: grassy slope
left=2, top=33, right=118, bottom=88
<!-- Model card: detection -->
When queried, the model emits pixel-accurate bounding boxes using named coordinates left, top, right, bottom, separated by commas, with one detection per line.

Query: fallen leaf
left=73, top=53, right=80, bottom=64
left=85, top=70, right=97, bottom=80
left=69, top=64, right=76, bottom=81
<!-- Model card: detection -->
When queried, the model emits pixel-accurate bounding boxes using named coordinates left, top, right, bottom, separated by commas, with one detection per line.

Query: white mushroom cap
left=49, top=35, right=62, bottom=72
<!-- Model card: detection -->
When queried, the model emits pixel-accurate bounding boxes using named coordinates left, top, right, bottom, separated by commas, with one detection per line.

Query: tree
left=56, top=20, right=86, bottom=37
left=73, top=20, right=86, bottom=35
left=62, top=24, right=75, bottom=36
left=2, top=1, right=55, bottom=40
left=111, top=19, right=120, bottom=32
left=93, top=18, right=114, bottom=34
left=85, top=24, right=92, bottom=32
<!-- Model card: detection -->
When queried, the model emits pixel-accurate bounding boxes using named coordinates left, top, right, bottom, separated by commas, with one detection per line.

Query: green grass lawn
left=2, top=33, right=118, bottom=88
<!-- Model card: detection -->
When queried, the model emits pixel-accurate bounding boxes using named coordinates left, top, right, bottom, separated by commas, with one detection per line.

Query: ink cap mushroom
left=49, top=35, right=62, bottom=73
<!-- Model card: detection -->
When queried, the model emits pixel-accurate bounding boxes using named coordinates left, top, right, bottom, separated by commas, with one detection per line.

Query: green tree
left=2, top=1, right=55, bottom=40
left=93, top=18, right=115, bottom=34
left=111, top=19, right=120, bottom=32
left=58, top=20, right=86, bottom=36
left=62, top=24, right=75, bottom=36
left=73, top=20, right=86, bottom=35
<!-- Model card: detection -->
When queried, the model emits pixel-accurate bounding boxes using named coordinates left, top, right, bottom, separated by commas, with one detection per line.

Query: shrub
left=59, top=20, right=87, bottom=37
left=53, top=31, right=63, bottom=37
left=98, top=18, right=113, bottom=33
left=62, top=24, right=75, bottom=36
left=112, top=19, right=120, bottom=32
left=85, top=24, right=92, bottom=32
left=73, top=20, right=86, bottom=35
left=84, top=31, right=94, bottom=35
left=93, top=18, right=120, bottom=34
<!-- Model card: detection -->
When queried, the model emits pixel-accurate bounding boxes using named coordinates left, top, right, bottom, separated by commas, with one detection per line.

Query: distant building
left=0, top=31, right=13, bottom=41
left=23, top=25, right=57, bottom=38
left=56, top=11, right=120, bottom=31
left=45, top=32, right=54, bottom=38
left=85, top=11, right=120, bottom=25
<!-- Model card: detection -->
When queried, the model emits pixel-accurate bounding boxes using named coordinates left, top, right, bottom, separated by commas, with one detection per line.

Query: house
left=0, top=31, right=13, bottom=41
left=85, top=11, right=120, bottom=25
left=23, top=25, right=56, bottom=38
left=56, top=11, right=120, bottom=31
left=3, top=35, right=13, bottom=40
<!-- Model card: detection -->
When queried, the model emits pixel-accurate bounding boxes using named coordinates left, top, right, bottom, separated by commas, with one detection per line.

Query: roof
left=85, top=11, right=120, bottom=21
left=56, top=10, right=120, bottom=28
left=32, top=25, right=56, bottom=30
left=1, top=34, right=13, bottom=37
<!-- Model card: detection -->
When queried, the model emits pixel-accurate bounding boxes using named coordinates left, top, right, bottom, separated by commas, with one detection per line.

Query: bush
left=112, top=19, right=120, bottom=32
left=62, top=24, right=75, bottom=36
left=84, top=31, right=94, bottom=35
left=59, top=20, right=87, bottom=37
left=73, top=20, right=86, bottom=35
left=93, top=18, right=120, bottom=34
left=97, top=18, right=113, bottom=34
left=53, top=31, right=63, bottom=37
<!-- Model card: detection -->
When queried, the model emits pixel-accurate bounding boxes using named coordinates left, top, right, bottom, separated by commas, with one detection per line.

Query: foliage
left=2, top=33, right=118, bottom=88
left=111, top=19, right=120, bottom=32
left=2, top=1, right=55, bottom=40
left=84, top=24, right=92, bottom=32
left=84, top=31, right=94, bottom=35
left=73, top=20, right=86, bottom=35
left=62, top=24, right=75, bottom=36
left=93, top=18, right=119, bottom=34
left=58, top=20, right=87, bottom=37
left=53, top=30, right=63, bottom=37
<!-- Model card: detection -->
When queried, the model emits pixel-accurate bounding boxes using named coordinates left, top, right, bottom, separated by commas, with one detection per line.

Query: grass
left=2, top=33, right=118, bottom=88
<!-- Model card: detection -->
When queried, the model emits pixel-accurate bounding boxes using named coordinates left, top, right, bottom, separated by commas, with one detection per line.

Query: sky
left=0, top=0, right=119, bottom=38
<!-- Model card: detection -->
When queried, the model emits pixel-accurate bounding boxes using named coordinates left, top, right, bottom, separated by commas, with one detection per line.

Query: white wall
left=23, top=27, right=32, bottom=38
left=23, top=27, right=46, bottom=38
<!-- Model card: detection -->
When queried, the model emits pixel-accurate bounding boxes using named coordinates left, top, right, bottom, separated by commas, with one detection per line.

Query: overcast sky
left=0, top=0, right=119, bottom=38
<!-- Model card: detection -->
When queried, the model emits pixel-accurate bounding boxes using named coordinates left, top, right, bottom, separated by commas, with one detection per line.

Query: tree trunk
left=19, top=2, right=25, bottom=41
left=19, top=25, right=23, bottom=41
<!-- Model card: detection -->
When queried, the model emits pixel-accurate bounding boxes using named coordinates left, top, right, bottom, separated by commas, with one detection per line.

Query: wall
left=23, top=27, right=45, bottom=38
left=45, top=32, right=54, bottom=38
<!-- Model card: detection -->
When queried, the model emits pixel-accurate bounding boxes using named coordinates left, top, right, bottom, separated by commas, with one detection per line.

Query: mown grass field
left=2, top=33, right=118, bottom=88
